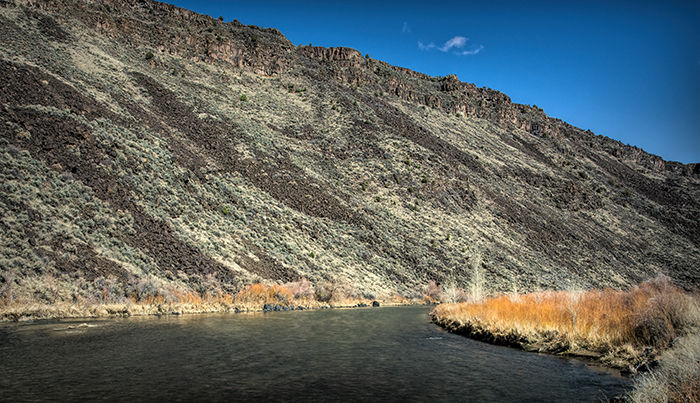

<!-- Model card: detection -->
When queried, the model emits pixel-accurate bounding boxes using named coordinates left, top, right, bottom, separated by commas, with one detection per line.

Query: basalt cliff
left=0, top=0, right=698, bottom=313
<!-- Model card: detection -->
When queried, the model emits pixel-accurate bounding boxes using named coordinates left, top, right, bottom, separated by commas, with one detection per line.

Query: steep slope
left=0, top=0, right=698, bottom=310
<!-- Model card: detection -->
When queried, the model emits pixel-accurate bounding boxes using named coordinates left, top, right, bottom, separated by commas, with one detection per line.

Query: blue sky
left=166, top=1, right=699, bottom=164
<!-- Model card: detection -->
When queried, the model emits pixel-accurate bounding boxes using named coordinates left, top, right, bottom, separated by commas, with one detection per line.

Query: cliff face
left=0, top=0, right=698, bottom=308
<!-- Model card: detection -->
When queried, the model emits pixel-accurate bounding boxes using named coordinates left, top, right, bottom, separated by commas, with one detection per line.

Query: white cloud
left=418, top=41, right=436, bottom=50
left=402, top=22, right=411, bottom=33
left=439, top=36, right=467, bottom=52
left=419, top=36, right=483, bottom=56
left=458, top=45, right=484, bottom=56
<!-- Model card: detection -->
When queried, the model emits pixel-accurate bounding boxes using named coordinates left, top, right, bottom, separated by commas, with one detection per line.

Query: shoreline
left=431, top=312, right=700, bottom=402
left=0, top=298, right=434, bottom=323
left=428, top=276, right=700, bottom=401
left=0, top=279, right=438, bottom=323
left=430, top=314, right=633, bottom=369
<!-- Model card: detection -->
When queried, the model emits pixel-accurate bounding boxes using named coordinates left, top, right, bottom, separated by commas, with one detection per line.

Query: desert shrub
left=128, top=276, right=162, bottom=301
left=314, top=281, right=333, bottom=302
left=145, top=51, right=154, bottom=60
left=240, top=94, right=247, bottom=102
left=443, top=285, right=469, bottom=304
left=329, top=279, right=355, bottom=304
left=267, top=284, right=293, bottom=305
left=425, top=280, right=443, bottom=301
left=284, top=277, right=315, bottom=299
left=93, top=275, right=124, bottom=303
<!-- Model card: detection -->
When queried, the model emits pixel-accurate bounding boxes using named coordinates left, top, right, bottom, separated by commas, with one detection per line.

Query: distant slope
left=0, top=0, right=698, bottom=310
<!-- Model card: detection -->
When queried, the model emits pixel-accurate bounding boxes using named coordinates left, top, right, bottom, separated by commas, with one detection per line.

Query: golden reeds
left=432, top=274, right=699, bottom=354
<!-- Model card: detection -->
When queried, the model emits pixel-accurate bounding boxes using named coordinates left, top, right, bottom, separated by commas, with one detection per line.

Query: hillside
left=0, top=0, right=698, bottom=315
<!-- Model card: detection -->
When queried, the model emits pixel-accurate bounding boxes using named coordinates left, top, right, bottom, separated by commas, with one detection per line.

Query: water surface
left=0, top=306, right=629, bottom=402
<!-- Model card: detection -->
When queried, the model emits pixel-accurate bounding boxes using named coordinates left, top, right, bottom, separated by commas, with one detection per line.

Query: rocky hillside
left=1, top=0, right=698, bottom=308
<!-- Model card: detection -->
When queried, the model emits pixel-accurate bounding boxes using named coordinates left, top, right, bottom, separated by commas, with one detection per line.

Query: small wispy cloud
left=419, top=36, right=483, bottom=56
left=402, top=22, right=411, bottom=34
left=458, top=45, right=484, bottom=55
left=418, top=41, right=436, bottom=50
left=439, top=36, right=467, bottom=52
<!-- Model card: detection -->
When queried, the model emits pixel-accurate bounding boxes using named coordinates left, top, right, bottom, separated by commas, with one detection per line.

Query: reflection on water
left=0, top=306, right=629, bottom=402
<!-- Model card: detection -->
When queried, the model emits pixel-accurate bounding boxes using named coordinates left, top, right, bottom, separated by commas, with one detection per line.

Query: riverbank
left=0, top=280, right=434, bottom=322
left=0, top=297, right=426, bottom=322
left=430, top=274, right=700, bottom=401
left=431, top=275, right=699, bottom=368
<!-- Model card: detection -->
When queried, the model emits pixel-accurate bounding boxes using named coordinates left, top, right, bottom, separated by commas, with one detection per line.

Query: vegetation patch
left=0, top=276, right=429, bottom=321
left=431, top=274, right=700, bottom=401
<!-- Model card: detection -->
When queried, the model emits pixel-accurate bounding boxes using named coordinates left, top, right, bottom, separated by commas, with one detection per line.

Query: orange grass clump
left=431, top=274, right=697, bottom=353
left=235, top=283, right=269, bottom=305
left=234, top=282, right=323, bottom=309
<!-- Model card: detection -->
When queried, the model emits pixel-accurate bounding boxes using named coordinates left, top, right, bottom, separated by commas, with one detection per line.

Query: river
left=0, top=305, right=629, bottom=402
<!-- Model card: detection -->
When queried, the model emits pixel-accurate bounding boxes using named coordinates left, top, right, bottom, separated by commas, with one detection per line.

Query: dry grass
left=626, top=331, right=700, bottom=403
left=0, top=277, right=396, bottom=321
left=234, top=282, right=314, bottom=310
left=432, top=274, right=699, bottom=355
left=433, top=274, right=700, bottom=402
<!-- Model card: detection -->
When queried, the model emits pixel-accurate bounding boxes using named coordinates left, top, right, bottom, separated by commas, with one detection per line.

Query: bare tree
left=470, top=252, right=484, bottom=303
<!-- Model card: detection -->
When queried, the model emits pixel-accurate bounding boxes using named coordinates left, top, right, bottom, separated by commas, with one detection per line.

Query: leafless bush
left=329, top=278, right=355, bottom=303
left=126, top=275, right=162, bottom=301
left=443, top=283, right=468, bottom=304
left=284, top=277, right=315, bottom=299
left=202, top=273, right=225, bottom=297
left=632, top=274, right=696, bottom=348
left=93, top=275, right=124, bottom=303
left=425, top=280, right=443, bottom=301
left=470, top=252, right=484, bottom=303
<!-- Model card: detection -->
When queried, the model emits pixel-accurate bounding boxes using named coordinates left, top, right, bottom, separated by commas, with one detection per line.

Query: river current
left=0, top=305, right=629, bottom=402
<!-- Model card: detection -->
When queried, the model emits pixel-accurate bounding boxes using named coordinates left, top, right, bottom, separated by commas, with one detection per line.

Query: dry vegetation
left=431, top=274, right=700, bottom=402
left=0, top=276, right=429, bottom=322
left=627, top=331, right=700, bottom=403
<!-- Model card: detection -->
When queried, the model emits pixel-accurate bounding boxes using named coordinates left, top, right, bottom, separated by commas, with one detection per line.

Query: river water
left=0, top=305, right=629, bottom=402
